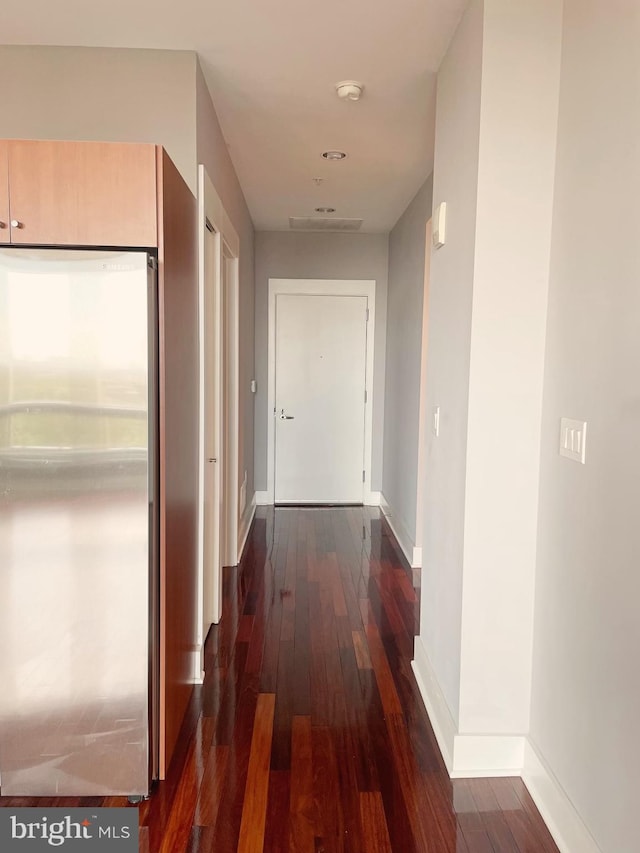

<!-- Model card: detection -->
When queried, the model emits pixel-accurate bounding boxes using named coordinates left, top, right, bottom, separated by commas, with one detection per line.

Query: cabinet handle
left=0, top=221, right=6, bottom=229
left=10, top=220, right=23, bottom=229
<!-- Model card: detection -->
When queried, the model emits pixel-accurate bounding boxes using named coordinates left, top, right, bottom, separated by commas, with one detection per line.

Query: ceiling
left=1, top=0, right=467, bottom=232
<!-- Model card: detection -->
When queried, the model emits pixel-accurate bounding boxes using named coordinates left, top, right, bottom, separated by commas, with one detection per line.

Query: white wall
left=0, top=46, right=197, bottom=194
left=530, top=1, right=640, bottom=850
left=382, top=174, right=433, bottom=550
left=415, top=1, right=640, bottom=846
left=458, top=0, right=562, bottom=736
left=415, top=0, right=562, bottom=758
left=253, top=231, right=388, bottom=492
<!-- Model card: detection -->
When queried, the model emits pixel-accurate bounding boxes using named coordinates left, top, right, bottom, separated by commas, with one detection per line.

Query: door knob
left=10, top=219, right=23, bottom=229
left=279, top=409, right=294, bottom=420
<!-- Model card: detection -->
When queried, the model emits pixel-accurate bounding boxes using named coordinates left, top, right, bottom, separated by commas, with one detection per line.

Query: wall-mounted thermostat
left=433, top=202, right=447, bottom=249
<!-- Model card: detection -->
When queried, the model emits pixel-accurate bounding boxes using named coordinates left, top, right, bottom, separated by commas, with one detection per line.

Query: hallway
left=153, top=506, right=559, bottom=851
left=0, top=507, right=559, bottom=851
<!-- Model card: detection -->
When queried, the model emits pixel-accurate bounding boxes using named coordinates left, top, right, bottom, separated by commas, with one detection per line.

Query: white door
left=274, top=293, right=368, bottom=503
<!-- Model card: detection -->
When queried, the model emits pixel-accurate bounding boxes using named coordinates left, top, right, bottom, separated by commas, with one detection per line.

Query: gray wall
left=0, top=46, right=197, bottom=194
left=382, top=174, right=433, bottom=543
left=418, top=0, right=483, bottom=722
left=196, top=62, right=256, bottom=505
left=530, top=1, right=640, bottom=850
left=253, top=231, right=389, bottom=492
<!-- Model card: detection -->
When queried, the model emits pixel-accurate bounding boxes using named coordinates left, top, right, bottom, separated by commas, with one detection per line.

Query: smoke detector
left=335, top=80, right=364, bottom=101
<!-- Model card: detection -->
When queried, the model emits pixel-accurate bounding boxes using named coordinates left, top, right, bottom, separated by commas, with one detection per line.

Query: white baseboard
left=189, top=647, right=205, bottom=684
left=238, top=493, right=257, bottom=560
left=523, top=740, right=602, bottom=853
left=257, top=490, right=380, bottom=507
left=452, top=735, right=525, bottom=778
left=380, top=493, right=421, bottom=568
left=413, top=639, right=525, bottom=776
left=412, top=636, right=602, bottom=853
left=412, top=636, right=455, bottom=773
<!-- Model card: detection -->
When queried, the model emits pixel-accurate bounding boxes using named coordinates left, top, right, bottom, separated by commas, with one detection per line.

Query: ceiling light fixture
left=315, top=207, right=336, bottom=213
left=335, top=80, right=364, bottom=101
left=322, top=150, right=347, bottom=160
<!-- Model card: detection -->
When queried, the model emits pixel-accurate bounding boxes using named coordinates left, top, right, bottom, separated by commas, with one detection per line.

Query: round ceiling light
left=322, top=150, right=347, bottom=160
left=315, top=207, right=336, bottom=213
left=335, top=80, right=364, bottom=101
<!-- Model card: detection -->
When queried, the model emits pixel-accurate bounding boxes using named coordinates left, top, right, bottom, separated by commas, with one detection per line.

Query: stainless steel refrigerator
left=0, top=248, right=159, bottom=797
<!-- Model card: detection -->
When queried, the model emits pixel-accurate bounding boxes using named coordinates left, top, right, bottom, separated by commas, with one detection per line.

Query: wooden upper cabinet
left=0, top=142, right=9, bottom=245
left=7, top=140, right=158, bottom=247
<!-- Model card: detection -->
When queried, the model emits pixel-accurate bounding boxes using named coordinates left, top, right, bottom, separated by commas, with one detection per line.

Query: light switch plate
left=559, top=418, right=587, bottom=464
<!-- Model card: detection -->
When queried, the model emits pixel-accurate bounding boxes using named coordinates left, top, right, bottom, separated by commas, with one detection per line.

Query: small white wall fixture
left=196, top=164, right=241, bottom=682
left=267, top=279, right=377, bottom=505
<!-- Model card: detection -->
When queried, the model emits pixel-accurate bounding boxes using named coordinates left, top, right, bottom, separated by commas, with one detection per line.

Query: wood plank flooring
left=0, top=507, right=559, bottom=852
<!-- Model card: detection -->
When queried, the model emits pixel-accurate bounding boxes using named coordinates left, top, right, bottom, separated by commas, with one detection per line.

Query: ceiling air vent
left=289, top=217, right=363, bottom=232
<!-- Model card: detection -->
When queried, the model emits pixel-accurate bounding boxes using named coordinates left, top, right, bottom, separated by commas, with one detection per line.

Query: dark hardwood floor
left=0, top=507, right=559, bottom=852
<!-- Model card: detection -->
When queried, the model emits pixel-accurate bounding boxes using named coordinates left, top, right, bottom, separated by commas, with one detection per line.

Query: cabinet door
left=8, top=140, right=158, bottom=247
left=0, top=142, right=9, bottom=245
left=156, top=149, right=199, bottom=777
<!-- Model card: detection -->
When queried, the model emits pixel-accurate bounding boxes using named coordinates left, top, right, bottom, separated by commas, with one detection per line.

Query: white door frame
left=267, top=278, right=376, bottom=505
left=221, top=244, right=240, bottom=568
left=195, top=165, right=240, bottom=681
